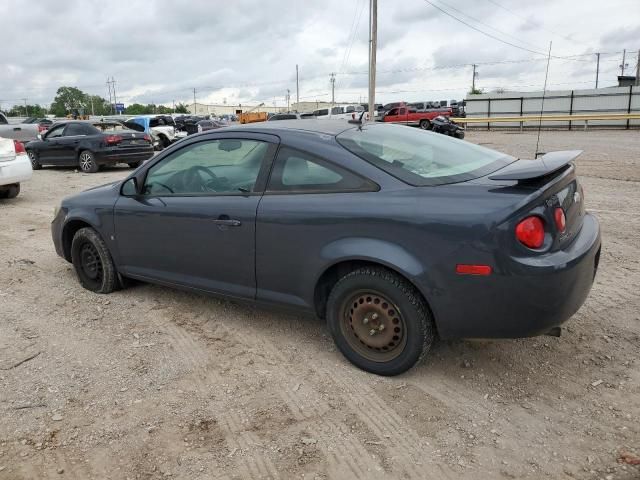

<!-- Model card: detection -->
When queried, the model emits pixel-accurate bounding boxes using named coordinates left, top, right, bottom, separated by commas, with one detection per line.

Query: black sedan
left=51, top=121, right=600, bottom=375
left=26, top=121, right=154, bottom=173
left=185, top=120, right=225, bottom=135
left=430, top=115, right=465, bottom=139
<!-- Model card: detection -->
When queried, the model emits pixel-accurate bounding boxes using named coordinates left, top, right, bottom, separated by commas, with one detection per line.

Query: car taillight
left=554, top=208, right=566, bottom=232
left=13, top=140, right=26, bottom=155
left=515, top=216, right=545, bottom=249
left=105, top=135, right=122, bottom=145
left=143, top=134, right=151, bottom=143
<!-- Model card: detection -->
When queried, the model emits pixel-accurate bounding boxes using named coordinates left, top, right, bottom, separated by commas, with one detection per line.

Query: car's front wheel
left=27, top=150, right=42, bottom=170
left=419, top=120, right=431, bottom=130
left=78, top=151, right=99, bottom=173
left=0, top=183, right=20, bottom=199
left=327, top=267, right=435, bottom=376
left=70, top=227, right=117, bottom=293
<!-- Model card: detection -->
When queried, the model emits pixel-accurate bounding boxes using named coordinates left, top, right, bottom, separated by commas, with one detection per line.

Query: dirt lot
left=1, top=130, right=639, bottom=480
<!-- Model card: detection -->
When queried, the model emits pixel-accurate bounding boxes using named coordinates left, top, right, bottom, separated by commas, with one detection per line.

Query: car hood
left=62, top=181, right=120, bottom=206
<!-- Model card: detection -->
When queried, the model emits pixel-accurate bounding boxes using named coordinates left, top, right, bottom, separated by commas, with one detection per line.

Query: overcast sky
left=1, top=0, right=639, bottom=110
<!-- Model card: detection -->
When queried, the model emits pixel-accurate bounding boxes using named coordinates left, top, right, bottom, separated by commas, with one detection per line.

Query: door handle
left=213, top=216, right=241, bottom=227
left=13, top=127, right=21, bottom=131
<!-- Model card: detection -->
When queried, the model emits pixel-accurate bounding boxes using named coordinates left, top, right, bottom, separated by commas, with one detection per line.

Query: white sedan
left=0, top=138, right=32, bottom=199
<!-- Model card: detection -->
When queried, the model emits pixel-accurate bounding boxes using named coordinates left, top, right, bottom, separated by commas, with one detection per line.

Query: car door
left=57, top=123, right=89, bottom=164
left=38, top=124, right=66, bottom=163
left=113, top=132, right=278, bottom=299
left=256, top=146, right=379, bottom=308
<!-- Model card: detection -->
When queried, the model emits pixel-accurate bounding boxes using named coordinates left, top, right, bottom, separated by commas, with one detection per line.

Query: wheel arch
left=313, top=250, right=436, bottom=332
left=61, top=218, right=97, bottom=262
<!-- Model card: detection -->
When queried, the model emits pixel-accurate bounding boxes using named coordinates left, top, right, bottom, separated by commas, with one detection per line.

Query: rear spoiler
left=488, top=150, right=582, bottom=181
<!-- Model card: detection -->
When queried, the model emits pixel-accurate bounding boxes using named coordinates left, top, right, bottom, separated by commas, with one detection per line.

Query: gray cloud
left=0, top=0, right=636, bottom=110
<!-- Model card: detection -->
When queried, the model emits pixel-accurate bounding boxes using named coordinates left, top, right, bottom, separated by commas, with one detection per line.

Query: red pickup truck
left=379, top=103, right=451, bottom=129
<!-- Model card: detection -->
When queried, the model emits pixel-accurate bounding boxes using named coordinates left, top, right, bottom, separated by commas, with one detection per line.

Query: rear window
left=337, top=124, right=515, bottom=186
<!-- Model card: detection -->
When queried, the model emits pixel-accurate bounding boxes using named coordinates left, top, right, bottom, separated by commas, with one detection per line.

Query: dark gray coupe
left=51, top=121, right=601, bottom=375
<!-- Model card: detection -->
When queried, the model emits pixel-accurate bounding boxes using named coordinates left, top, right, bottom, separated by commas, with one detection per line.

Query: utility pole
left=472, top=64, right=478, bottom=92
left=620, top=49, right=628, bottom=76
left=22, top=98, right=28, bottom=117
left=90, top=96, right=95, bottom=116
left=173, top=100, right=176, bottom=113
left=286, top=89, right=290, bottom=111
left=111, top=77, right=118, bottom=114
left=193, top=88, right=197, bottom=115
left=367, top=0, right=377, bottom=122
left=330, top=73, right=336, bottom=106
left=636, top=49, right=640, bottom=86
left=106, top=77, right=113, bottom=114
left=296, top=64, right=300, bottom=111
left=595, top=53, right=600, bottom=88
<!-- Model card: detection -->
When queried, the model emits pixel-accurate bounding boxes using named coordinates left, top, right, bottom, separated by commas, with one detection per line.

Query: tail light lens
left=554, top=208, right=566, bottom=232
left=13, top=140, right=26, bottom=155
left=515, top=216, right=545, bottom=249
left=105, top=135, right=122, bottom=145
left=143, top=134, right=151, bottom=143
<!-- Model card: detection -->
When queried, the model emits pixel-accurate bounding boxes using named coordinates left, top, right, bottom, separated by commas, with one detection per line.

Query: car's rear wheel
left=70, top=227, right=117, bottom=293
left=27, top=150, right=42, bottom=170
left=327, top=267, right=435, bottom=376
left=419, top=120, right=431, bottom=130
left=78, top=150, right=99, bottom=173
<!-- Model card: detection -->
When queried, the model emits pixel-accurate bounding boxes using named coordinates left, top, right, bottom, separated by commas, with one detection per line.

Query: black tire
left=78, top=150, right=99, bottom=173
left=128, top=161, right=142, bottom=169
left=419, top=120, right=431, bottom=130
left=27, top=150, right=42, bottom=170
left=159, top=135, right=170, bottom=149
left=1, top=183, right=20, bottom=199
left=70, top=227, right=117, bottom=293
left=326, top=267, right=435, bottom=376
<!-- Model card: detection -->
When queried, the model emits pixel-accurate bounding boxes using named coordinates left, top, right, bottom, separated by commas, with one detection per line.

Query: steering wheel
left=182, top=165, right=219, bottom=192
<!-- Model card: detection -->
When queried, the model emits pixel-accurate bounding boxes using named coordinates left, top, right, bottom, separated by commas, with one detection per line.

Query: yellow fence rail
left=451, top=112, right=640, bottom=130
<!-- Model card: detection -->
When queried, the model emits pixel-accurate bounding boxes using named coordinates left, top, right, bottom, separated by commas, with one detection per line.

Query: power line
left=484, top=0, right=578, bottom=44
left=436, top=0, right=543, bottom=51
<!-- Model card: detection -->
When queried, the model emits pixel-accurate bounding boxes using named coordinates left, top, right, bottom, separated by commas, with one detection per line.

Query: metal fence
left=465, top=86, right=640, bottom=129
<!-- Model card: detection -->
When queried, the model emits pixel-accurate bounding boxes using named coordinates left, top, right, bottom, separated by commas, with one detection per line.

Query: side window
left=64, top=123, right=88, bottom=136
left=143, top=139, right=269, bottom=196
left=387, top=108, right=398, bottom=116
left=267, top=147, right=375, bottom=193
left=46, top=125, right=65, bottom=139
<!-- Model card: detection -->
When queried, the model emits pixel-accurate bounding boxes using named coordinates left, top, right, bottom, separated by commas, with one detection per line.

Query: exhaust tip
left=545, top=327, right=562, bottom=337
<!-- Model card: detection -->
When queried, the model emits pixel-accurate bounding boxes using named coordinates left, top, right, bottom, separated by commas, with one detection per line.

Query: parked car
left=25, top=120, right=153, bottom=173
left=268, top=113, right=312, bottom=121
left=430, top=115, right=465, bottom=139
left=0, top=137, right=32, bottom=198
left=380, top=105, right=451, bottom=129
left=127, top=115, right=177, bottom=150
left=51, top=121, right=600, bottom=376
left=0, top=112, right=40, bottom=143
left=185, top=120, right=225, bottom=135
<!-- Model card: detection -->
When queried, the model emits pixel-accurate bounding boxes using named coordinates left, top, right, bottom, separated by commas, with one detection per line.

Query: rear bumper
left=0, top=154, right=32, bottom=186
left=433, top=213, right=601, bottom=339
left=94, top=148, right=154, bottom=164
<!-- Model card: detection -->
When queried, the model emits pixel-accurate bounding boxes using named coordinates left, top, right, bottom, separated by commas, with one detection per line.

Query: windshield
left=337, top=124, right=515, bottom=186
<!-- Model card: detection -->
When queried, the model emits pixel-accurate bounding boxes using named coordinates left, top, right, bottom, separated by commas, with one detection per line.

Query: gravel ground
left=1, top=130, right=639, bottom=480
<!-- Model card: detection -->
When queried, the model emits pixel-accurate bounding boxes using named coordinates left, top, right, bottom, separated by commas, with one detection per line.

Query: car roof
left=223, top=119, right=357, bottom=136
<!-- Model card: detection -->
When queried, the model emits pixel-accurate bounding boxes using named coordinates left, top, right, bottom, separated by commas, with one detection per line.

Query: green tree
left=125, top=103, right=152, bottom=115
left=87, top=95, right=111, bottom=116
left=174, top=102, right=189, bottom=114
left=468, top=87, right=484, bottom=95
left=7, top=104, right=46, bottom=117
left=50, top=86, right=89, bottom=116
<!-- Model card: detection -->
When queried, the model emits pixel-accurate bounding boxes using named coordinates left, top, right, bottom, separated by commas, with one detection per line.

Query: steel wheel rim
left=340, top=290, right=407, bottom=362
left=80, top=242, right=103, bottom=282
left=80, top=153, right=93, bottom=171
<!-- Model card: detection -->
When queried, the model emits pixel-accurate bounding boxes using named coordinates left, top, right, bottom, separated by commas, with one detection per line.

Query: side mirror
left=121, top=177, right=138, bottom=196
